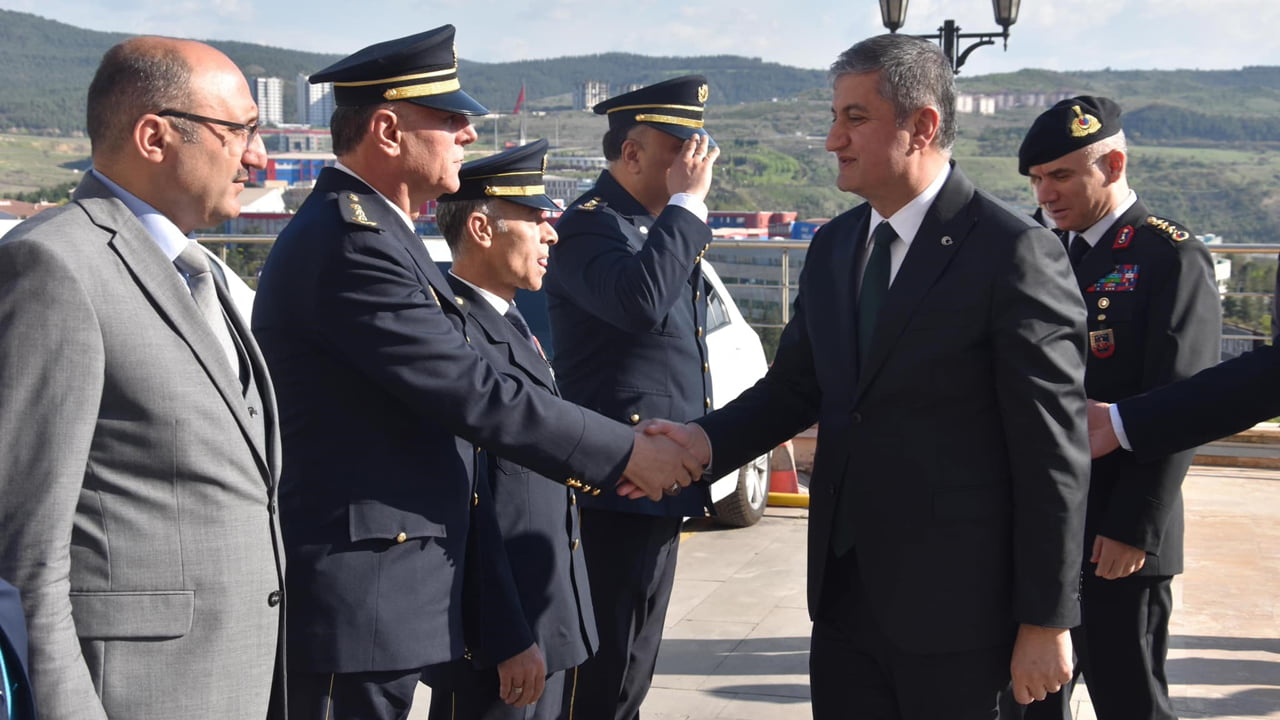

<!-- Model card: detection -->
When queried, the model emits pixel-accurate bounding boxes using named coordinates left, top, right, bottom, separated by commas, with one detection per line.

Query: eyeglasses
left=157, top=109, right=261, bottom=145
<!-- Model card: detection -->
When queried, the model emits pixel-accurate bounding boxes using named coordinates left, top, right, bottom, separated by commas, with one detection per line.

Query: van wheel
left=713, top=451, right=770, bottom=527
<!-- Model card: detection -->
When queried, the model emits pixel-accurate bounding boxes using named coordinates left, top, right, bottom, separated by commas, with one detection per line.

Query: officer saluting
left=1014, top=96, right=1221, bottom=720
left=543, top=75, right=719, bottom=719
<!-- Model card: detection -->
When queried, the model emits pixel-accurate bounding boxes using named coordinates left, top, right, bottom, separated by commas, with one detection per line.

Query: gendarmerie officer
left=543, top=76, right=719, bottom=719
left=1014, top=96, right=1221, bottom=720
left=252, top=27, right=701, bottom=720
left=429, top=139, right=598, bottom=720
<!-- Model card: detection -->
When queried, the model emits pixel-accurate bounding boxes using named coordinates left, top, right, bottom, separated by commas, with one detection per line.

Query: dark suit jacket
left=1074, top=199, right=1220, bottom=576
left=696, top=165, right=1091, bottom=654
left=1118, top=345, right=1280, bottom=460
left=252, top=168, right=634, bottom=673
left=448, top=277, right=597, bottom=674
left=0, top=579, right=33, bottom=720
left=545, top=170, right=713, bottom=518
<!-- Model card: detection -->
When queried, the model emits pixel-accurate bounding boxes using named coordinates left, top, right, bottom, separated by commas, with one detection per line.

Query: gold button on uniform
left=696, top=326, right=703, bottom=338
left=629, top=413, right=641, bottom=425
left=704, top=396, right=712, bottom=409
left=473, top=492, right=479, bottom=506
left=702, top=362, right=709, bottom=373
left=1098, top=297, right=1111, bottom=309
left=571, top=538, right=580, bottom=551
left=395, top=532, right=408, bottom=544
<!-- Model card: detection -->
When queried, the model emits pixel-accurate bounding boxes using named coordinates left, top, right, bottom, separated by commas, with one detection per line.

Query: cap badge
left=697, top=84, right=709, bottom=104
left=1069, top=105, right=1102, bottom=138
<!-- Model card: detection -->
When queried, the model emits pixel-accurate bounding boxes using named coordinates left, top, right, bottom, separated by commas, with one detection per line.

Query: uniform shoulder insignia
left=1144, top=215, right=1192, bottom=243
left=576, top=196, right=604, bottom=212
left=338, top=193, right=382, bottom=229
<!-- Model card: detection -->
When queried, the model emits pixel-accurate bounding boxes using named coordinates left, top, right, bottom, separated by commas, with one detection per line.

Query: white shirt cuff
left=1109, top=403, right=1133, bottom=451
left=669, top=193, right=708, bottom=222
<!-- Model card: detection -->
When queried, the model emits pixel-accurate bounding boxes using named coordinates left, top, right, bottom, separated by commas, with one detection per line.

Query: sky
left=3, top=0, right=1279, bottom=74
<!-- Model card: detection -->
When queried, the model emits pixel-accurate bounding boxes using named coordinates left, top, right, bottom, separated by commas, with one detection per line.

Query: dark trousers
left=1016, top=573, right=1176, bottom=720
left=428, top=661, right=568, bottom=720
left=811, top=550, right=1012, bottom=720
left=288, top=665, right=446, bottom=720
left=561, top=510, right=683, bottom=720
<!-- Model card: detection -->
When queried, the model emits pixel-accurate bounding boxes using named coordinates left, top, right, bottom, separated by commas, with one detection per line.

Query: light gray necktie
left=174, top=241, right=240, bottom=375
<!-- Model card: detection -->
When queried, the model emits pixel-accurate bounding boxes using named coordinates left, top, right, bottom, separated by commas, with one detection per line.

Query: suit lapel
left=448, top=278, right=557, bottom=393
left=74, top=177, right=270, bottom=482
left=856, top=167, right=976, bottom=395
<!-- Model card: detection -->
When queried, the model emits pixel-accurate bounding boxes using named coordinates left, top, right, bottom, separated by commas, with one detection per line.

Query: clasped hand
left=616, top=419, right=712, bottom=500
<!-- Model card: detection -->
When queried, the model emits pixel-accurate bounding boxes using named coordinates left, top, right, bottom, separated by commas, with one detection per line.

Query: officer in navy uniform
left=252, top=28, right=703, bottom=720
left=428, top=139, right=599, bottom=720
left=1012, top=96, right=1221, bottom=720
left=543, top=75, right=720, bottom=720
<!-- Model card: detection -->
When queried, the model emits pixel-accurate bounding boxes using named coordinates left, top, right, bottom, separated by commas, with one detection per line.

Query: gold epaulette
left=338, top=192, right=381, bottom=229
left=575, top=197, right=604, bottom=212
left=1145, top=215, right=1192, bottom=243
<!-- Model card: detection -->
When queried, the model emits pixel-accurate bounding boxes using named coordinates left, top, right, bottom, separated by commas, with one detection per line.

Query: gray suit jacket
left=0, top=174, right=285, bottom=719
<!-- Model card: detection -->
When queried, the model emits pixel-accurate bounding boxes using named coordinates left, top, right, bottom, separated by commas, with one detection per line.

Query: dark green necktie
left=857, top=220, right=896, bottom=370
left=833, top=221, right=896, bottom=557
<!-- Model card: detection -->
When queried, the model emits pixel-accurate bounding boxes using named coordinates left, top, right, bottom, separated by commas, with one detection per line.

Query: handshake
left=617, top=419, right=713, bottom=501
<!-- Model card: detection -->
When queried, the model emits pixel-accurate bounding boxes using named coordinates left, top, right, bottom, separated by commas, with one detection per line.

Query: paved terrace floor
left=412, top=465, right=1280, bottom=719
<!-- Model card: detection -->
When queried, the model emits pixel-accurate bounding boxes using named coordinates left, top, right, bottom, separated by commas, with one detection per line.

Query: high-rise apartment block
left=253, top=76, right=284, bottom=126
left=574, top=80, right=610, bottom=111
left=297, top=74, right=336, bottom=128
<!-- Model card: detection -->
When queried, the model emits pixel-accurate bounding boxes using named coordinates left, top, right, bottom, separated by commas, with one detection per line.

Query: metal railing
left=197, top=235, right=1279, bottom=343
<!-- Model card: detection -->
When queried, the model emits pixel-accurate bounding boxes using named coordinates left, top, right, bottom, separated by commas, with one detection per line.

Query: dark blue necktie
left=1068, top=233, right=1090, bottom=268
left=504, top=305, right=534, bottom=344
left=857, top=220, right=896, bottom=370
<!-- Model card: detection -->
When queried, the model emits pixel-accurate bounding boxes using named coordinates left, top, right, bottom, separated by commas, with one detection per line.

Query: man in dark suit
left=1015, top=97, right=1221, bottom=720
left=542, top=75, right=720, bottom=720
left=640, top=35, right=1090, bottom=719
left=251, top=28, right=702, bottom=720
left=427, top=139, right=596, bottom=720
left=0, top=38, right=284, bottom=720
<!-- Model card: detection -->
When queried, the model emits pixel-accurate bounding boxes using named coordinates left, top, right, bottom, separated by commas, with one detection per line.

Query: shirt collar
left=90, top=168, right=189, bottom=262
left=869, top=163, right=952, bottom=247
left=333, top=161, right=417, bottom=233
left=1077, top=190, right=1138, bottom=248
left=449, top=270, right=511, bottom=315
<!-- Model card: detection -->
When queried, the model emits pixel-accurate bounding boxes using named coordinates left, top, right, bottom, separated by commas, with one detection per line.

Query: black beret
left=438, top=139, right=559, bottom=212
left=1018, top=95, right=1123, bottom=175
left=309, top=25, right=488, bottom=116
left=594, top=75, right=715, bottom=147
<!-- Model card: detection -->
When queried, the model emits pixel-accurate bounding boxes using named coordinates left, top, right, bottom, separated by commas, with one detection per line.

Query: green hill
left=0, top=9, right=828, bottom=133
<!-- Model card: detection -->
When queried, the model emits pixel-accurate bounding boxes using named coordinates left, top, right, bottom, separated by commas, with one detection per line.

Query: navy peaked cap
left=593, top=75, right=715, bottom=147
left=438, top=139, right=559, bottom=211
left=309, top=25, right=488, bottom=115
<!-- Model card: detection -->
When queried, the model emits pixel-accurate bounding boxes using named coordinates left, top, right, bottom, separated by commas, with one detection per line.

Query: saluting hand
left=666, top=132, right=719, bottom=201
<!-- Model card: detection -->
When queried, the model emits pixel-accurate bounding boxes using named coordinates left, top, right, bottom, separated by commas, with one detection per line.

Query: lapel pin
left=940, top=236, right=953, bottom=246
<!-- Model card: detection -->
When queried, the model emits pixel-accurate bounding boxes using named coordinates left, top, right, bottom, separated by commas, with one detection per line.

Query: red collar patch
left=1112, top=225, right=1134, bottom=250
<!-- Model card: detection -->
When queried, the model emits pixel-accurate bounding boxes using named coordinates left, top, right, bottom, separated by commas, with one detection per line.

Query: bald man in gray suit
left=0, top=38, right=284, bottom=719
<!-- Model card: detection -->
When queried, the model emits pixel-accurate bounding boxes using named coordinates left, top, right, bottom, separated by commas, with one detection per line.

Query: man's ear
left=1102, top=149, right=1127, bottom=183
left=370, top=108, right=402, bottom=157
left=619, top=130, right=644, bottom=175
left=134, top=114, right=169, bottom=164
left=466, top=210, right=494, bottom=248
left=908, top=106, right=941, bottom=152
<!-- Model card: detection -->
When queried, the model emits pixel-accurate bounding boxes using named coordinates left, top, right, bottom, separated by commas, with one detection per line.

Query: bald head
left=86, top=37, right=241, bottom=159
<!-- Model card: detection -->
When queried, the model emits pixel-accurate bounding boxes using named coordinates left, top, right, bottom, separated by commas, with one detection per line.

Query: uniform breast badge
left=1089, top=328, right=1115, bottom=359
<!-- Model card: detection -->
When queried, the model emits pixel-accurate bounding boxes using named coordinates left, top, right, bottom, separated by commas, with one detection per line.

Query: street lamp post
left=880, top=0, right=1021, bottom=74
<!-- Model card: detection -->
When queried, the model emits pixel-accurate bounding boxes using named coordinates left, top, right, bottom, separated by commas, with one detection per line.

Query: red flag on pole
left=513, top=82, right=525, bottom=115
